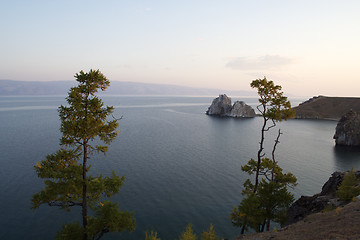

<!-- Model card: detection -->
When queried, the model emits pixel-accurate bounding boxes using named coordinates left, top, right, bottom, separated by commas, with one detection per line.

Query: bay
left=0, top=95, right=359, bottom=240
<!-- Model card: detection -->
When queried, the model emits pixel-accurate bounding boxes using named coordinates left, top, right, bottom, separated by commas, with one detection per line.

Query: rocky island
left=293, top=96, right=360, bottom=120
left=206, top=94, right=256, bottom=118
left=333, top=110, right=360, bottom=147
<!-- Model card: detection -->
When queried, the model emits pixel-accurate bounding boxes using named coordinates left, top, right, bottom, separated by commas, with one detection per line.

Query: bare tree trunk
left=82, top=142, right=88, bottom=240
left=271, top=129, right=282, bottom=181
left=266, top=218, right=270, bottom=231
left=254, top=115, right=267, bottom=192
left=241, top=225, right=246, bottom=234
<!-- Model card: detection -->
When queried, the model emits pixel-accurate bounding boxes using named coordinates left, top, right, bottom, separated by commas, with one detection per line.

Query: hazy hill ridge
left=293, top=96, right=360, bottom=120
left=0, top=80, right=254, bottom=96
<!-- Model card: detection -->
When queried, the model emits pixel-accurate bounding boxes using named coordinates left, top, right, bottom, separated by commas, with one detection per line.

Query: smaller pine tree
left=179, top=224, right=197, bottom=240
left=200, top=224, right=219, bottom=240
left=145, top=231, right=161, bottom=240
left=336, top=169, right=360, bottom=201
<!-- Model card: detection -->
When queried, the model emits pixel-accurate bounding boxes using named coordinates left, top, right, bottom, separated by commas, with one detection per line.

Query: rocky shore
left=235, top=170, right=360, bottom=240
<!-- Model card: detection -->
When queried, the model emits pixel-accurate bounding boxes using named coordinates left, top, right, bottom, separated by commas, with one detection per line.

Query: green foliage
left=231, top=167, right=296, bottom=232
left=56, top=222, right=83, bottom=240
left=59, top=69, right=118, bottom=150
left=336, top=169, right=360, bottom=201
left=142, top=224, right=219, bottom=240
left=31, top=149, right=82, bottom=210
left=200, top=224, right=219, bottom=240
left=32, top=69, right=135, bottom=240
left=241, top=158, right=297, bottom=193
left=87, top=201, right=136, bottom=239
left=257, top=180, right=294, bottom=225
left=250, top=77, right=295, bottom=121
left=179, top=224, right=197, bottom=240
left=145, top=231, right=161, bottom=240
left=230, top=193, right=264, bottom=232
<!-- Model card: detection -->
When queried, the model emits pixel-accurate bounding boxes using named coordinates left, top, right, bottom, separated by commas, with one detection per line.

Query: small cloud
left=226, top=55, right=294, bottom=71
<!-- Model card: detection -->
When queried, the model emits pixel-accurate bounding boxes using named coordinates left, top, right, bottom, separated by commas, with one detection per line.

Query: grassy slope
left=235, top=200, right=360, bottom=240
left=293, top=96, right=360, bottom=120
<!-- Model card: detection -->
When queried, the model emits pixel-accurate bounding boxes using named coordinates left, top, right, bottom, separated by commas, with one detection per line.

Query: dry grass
left=235, top=200, right=360, bottom=240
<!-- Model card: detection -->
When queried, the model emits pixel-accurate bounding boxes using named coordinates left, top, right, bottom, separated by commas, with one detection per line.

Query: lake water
left=0, top=95, right=359, bottom=240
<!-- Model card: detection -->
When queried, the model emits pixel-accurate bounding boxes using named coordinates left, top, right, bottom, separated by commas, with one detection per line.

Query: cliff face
left=285, top=171, right=348, bottom=226
left=230, top=101, right=256, bottom=118
left=333, top=110, right=360, bottom=146
left=206, top=94, right=255, bottom=118
left=206, top=94, right=233, bottom=116
left=293, top=96, right=360, bottom=120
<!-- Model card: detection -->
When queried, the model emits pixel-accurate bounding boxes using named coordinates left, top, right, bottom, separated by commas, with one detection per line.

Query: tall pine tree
left=230, top=77, right=296, bottom=233
left=31, top=69, right=135, bottom=240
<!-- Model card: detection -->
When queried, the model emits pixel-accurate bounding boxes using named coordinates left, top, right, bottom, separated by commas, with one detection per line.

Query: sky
left=1, top=0, right=359, bottom=97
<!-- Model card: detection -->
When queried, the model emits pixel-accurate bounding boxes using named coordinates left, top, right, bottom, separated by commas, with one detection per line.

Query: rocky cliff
left=236, top=170, right=360, bottom=240
left=285, top=171, right=349, bottom=226
left=293, top=96, right=360, bottom=120
left=230, top=101, right=256, bottom=118
left=206, top=94, right=255, bottom=118
left=333, top=110, right=360, bottom=146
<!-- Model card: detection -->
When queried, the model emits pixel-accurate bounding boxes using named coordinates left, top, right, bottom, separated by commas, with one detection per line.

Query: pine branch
left=112, top=114, right=123, bottom=121
left=94, top=228, right=109, bottom=240
left=48, top=201, right=83, bottom=207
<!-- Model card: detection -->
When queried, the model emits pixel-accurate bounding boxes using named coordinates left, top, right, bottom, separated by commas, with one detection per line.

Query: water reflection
left=333, top=145, right=360, bottom=170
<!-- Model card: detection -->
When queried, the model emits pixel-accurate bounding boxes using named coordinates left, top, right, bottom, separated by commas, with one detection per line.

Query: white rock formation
left=206, top=94, right=255, bottom=118
left=230, top=101, right=256, bottom=118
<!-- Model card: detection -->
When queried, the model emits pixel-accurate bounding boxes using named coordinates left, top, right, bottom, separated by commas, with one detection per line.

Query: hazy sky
left=1, top=0, right=359, bottom=96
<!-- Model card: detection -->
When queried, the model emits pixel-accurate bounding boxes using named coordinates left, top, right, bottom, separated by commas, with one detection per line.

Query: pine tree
left=179, top=224, right=197, bottom=240
left=336, top=169, right=360, bottom=201
left=200, top=224, right=219, bottom=240
left=230, top=77, right=296, bottom=233
left=31, top=69, right=135, bottom=240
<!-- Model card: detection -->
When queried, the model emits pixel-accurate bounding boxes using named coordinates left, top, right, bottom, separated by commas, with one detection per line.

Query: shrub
left=336, top=169, right=360, bottom=201
left=179, top=224, right=197, bottom=240
left=200, top=224, right=219, bottom=240
left=145, top=231, right=161, bottom=240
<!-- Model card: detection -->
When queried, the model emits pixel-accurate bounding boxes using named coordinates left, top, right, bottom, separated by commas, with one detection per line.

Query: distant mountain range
left=0, top=80, right=254, bottom=96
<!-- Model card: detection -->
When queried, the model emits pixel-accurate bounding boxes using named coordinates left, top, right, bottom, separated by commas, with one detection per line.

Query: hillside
left=293, top=96, right=360, bottom=120
left=235, top=200, right=360, bottom=240
left=0, top=80, right=254, bottom=96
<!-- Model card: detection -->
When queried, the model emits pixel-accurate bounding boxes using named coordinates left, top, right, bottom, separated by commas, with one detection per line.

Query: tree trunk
left=271, top=129, right=282, bottom=181
left=266, top=218, right=270, bottom=232
left=241, top=224, right=246, bottom=234
left=82, top=142, right=88, bottom=240
left=254, top=116, right=267, bottom=192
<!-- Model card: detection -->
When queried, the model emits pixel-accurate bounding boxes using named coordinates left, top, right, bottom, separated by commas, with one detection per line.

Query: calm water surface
left=0, top=95, right=359, bottom=239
